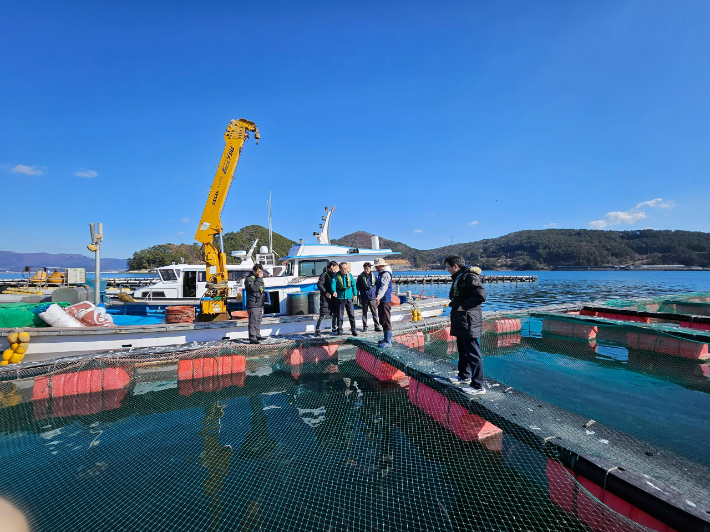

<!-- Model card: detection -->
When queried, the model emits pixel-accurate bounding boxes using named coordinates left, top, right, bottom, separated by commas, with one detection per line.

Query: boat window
left=158, top=269, right=178, bottom=281
left=150, top=291, right=166, bottom=298
left=284, top=262, right=294, bottom=276
left=228, top=270, right=248, bottom=281
left=298, top=260, right=329, bottom=277
left=197, top=271, right=206, bottom=283
left=182, top=271, right=197, bottom=298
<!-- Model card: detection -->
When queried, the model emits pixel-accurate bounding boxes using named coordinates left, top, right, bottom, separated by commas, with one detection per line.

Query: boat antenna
left=246, top=238, right=259, bottom=261
left=267, top=191, right=273, bottom=253
left=315, top=206, right=335, bottom=245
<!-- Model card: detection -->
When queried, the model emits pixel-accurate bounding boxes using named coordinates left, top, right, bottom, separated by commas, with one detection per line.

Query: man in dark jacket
left=244, top=264, right=267, bottom=344
left=357, top=262, right=382, bottom=333
left=315, top=261, right=339, bottom=336
left=445, top=255, right=487, bottom=395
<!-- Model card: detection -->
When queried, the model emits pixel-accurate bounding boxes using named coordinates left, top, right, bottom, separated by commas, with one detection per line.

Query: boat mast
left=267, top=191, right=273, bottom=253
left=315, top=206, right=335, bottom=245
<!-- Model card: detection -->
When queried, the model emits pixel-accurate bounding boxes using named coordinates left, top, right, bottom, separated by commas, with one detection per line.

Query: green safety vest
left=336, top=273, right=354, bottom=291
left=359, top=272, right=375, bottom=288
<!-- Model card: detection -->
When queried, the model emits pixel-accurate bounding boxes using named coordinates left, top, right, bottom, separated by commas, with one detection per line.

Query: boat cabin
left=134, top=260, right=278, bottom=300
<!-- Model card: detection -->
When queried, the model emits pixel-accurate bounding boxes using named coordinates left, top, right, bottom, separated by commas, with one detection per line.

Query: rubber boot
left=377, top=333, right=387, bottom=347
left=381, top=331, right=393, bottom=348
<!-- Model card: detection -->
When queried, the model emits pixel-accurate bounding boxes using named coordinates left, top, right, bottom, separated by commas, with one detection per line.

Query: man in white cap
left=374, top=258, right=393, bottom=347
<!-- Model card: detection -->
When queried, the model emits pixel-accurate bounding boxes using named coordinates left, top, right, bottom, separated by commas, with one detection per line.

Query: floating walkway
left=393, top=274, right=538, bottom=284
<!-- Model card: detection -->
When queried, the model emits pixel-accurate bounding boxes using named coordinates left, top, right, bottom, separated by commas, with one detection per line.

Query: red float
left=626, top=333, right=709, bottom=360
left=408, top=378, right=502, bottom=443
left=482, top=318, right=522, bottom=334
left=542, top=318, right=598, bottom=340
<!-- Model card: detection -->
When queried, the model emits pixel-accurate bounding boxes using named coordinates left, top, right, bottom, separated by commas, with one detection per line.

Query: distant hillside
left=126, top=225, right=296, bottom=270
left=126, top=227, right=710, bottom=271
left=332, top=229, right=710, bottom=270
left=0, top=251, right=127, bottom=272
left=222, top=225, right=295, bottom=259
left=330, top=231, right=425, bottom=268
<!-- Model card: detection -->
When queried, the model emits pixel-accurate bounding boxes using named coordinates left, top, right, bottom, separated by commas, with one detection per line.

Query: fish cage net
left=599, top=291, right=710, bottom=313
left=1, top=311, right=709, bottom=532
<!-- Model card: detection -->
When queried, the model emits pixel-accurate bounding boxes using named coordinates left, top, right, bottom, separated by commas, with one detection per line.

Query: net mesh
left=1, top=309, right=709, bottom=532
left=599, top=292, right=710, bottom=313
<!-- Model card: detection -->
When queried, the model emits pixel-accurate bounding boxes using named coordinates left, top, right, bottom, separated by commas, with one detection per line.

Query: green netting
left=601, top=292, right=710, bottom=312
left=0, top=302, right=70, bottom=329
left=0, top=310, right=708, bottom=531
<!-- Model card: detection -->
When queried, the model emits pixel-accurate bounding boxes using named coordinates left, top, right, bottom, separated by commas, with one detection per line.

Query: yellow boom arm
left=195, top=118, right=259, bottom=317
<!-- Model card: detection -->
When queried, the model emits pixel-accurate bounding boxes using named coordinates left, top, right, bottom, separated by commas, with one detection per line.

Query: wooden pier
left=393, top=274, right=537, bottom=284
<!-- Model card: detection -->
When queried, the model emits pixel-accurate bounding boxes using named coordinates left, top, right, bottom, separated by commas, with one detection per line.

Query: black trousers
left=335, top=298, right=356, bottom=333
left=361, top=297, right=380, bottom=329
left=247, top=307, right=263, bottom=341
left=455, top=336, right=484, bottom=389
left=315, top=298, right=336, bottom=332
left=378, top=302, right=392, bottom=332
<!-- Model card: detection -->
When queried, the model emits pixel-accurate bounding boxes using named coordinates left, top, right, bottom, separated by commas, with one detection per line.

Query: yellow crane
left=195, top=118, right=260, bottom=320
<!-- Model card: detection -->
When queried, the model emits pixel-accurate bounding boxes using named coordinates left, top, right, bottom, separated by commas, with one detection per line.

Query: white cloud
left=11, top=164, right=45, bottom=176
left=634, top=198, right=674, bottom=209
left=589, top=210, right=647, bottom=229
left=469, top=220, right=479, bottom=226
left=413, top=229, right=423, bottom=233
left=176, top=232, right=185, bottom=235
left=76, top=169, right=98, bottom=178
left=589, top=198, right=673, bottom=229
left=181, top=217, right=190, bottom=223
left=543, top=223, right=559, bottom=228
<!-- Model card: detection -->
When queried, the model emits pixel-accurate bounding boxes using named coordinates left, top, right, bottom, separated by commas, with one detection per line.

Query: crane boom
left=195, top=118, right=260, bottom=319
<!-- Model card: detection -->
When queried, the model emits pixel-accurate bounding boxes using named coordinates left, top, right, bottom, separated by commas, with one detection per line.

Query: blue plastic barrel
left=308, top=291, right=321, bottom=314
left=287, top=292, right=309, bottom=316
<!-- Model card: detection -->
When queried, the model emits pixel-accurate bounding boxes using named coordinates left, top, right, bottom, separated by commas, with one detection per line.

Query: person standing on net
left=374, top=258, right=393, bottom=347
left=357, top=262, right=382, bottom=333
left=315, top=261, right=339, bottom=336
left=244, top=264, right=267, bottom=344
left=331, top=262, right=358, bottom=336
left=444, top=255, right=487, bottom=395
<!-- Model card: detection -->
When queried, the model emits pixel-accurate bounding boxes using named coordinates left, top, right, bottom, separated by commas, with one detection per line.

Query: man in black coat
left=315, top=261, right=339, bottom=336
left=445, top=255, right=487, bottom=395
left=244, top=264, right=267, bottom=344
left=356, top=262, right=381, bottom=332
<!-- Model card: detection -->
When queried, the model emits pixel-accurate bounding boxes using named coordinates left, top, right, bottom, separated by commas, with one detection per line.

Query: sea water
left=395, top=270, right=710, bottom=311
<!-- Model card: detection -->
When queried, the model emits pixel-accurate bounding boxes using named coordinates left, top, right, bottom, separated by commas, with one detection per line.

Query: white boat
left=130, top=238, right=279, bottom=301
left=122, top=207, right=403, bottom=316
left=1, top=207, right=448, bottom=363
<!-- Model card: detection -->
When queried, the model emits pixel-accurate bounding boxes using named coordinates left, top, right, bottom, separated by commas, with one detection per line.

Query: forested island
left=125, top=227, right=710, bottom=271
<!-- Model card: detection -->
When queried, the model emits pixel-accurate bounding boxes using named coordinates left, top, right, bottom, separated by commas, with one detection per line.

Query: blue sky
left=1, top=1, right=708, bottom=259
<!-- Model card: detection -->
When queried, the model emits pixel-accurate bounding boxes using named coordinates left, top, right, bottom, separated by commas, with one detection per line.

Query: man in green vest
left=331, top=262, right=358, bottom=336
